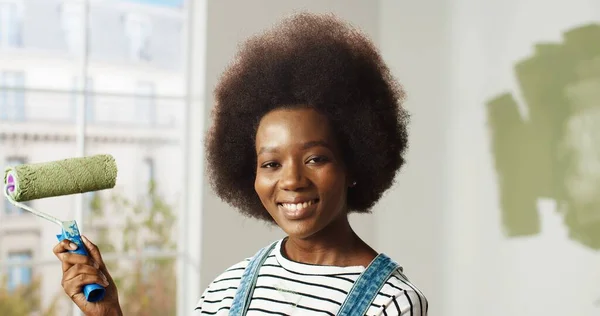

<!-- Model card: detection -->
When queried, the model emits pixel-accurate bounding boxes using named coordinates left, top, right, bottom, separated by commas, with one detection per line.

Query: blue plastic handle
left=56, top=221, right=106, bottom=302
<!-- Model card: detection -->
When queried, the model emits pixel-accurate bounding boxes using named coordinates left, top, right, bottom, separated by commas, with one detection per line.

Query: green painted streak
left=486, top=24, right=600, bottom=249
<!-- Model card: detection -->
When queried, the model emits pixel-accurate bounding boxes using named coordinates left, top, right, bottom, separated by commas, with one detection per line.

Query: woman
left=54, top=13, right=428, bottom=316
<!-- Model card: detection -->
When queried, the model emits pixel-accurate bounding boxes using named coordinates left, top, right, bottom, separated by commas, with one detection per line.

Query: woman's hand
left=53, top=235, right=122, bottom=316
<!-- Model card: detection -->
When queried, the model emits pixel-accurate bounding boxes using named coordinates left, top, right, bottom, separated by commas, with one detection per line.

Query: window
left=4, top=157, right=27, bottom=215
left=60, top=1, right=84, bottom=55
left=141, top=157, right=155, bottom=193
left=72, top=76, right=94, bottom=122
left=124, top=13, right=151, bottom=61
left=0, top=1, right=191, bottom=314
left=135, top=81, right=155, bottom=125
left=0, top=71, right=25, bottom=121
left=0, top=2, right=22, bottom=48
left=7, top=251, right=32, bottom=291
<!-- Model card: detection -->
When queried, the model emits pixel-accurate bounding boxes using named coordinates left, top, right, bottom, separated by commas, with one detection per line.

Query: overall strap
left=229, top=241, right=278, bottom=316
left=337, top=253, right=400, bottom=316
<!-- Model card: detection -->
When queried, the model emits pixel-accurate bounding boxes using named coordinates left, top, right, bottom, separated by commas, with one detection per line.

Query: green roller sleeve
left=3, top=154, right=117, bottom=202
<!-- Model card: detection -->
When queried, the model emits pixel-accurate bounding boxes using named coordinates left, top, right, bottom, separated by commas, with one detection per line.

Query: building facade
left=0, top=0, right=186, bottom=313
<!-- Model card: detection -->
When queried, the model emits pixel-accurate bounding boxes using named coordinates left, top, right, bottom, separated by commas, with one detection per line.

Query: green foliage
left=0, top=276, right=62, bottom=316
left=86, top=180, right=178, bottom=316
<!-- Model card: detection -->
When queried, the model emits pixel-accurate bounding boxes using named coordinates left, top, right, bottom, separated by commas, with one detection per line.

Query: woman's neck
left=282, top=215, right=377, bottom=267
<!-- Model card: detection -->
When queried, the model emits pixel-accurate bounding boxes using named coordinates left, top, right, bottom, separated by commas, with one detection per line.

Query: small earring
left=351, top=181, right=357, bottom=187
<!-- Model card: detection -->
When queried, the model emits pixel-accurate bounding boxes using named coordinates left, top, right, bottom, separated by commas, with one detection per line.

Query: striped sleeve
left=379, top=289, right=428, bottom=316
left=194, top=259, right=249, bottom=315
left=372, top=271, right=428, bottom=316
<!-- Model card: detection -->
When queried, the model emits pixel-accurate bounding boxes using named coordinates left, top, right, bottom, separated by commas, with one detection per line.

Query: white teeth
left=281, top=200, right=315, bottom=211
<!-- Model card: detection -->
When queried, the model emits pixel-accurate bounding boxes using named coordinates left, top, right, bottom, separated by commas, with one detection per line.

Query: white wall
left=445, top=0, right=600, bottom=315
left=375, top=1, right=452, bottom=314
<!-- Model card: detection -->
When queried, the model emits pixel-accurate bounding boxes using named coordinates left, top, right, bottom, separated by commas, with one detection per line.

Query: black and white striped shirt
left=194, top=239, right=428, bottom=315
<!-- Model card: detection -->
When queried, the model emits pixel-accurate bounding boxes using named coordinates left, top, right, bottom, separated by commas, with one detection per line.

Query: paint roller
left=3, top=154, right=118, bottom=302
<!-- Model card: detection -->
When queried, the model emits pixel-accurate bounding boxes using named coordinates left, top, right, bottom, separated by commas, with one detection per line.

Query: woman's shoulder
left=376, top=268, right=429, bottom=315
left=194, top=258, right=251, bottom=313
left=194, top=241, right=280, bottom=312
left=204, top=257, right=252, bottom=292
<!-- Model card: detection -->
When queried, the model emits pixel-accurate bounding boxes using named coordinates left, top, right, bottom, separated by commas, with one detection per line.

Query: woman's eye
left=261, top=162, right=280, bottom=169
left=307, top=156, right=328, bottom=164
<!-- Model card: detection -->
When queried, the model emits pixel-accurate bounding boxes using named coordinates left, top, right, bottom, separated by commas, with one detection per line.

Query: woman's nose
left=278, top=162, right=309, bottom=191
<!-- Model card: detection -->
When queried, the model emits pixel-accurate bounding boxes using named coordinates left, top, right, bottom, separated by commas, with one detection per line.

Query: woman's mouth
left=277, top=199, right=319, bottom=220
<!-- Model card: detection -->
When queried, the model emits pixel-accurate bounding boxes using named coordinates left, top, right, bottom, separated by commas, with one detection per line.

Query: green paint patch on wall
left=486, top=23, right=600, bottom=250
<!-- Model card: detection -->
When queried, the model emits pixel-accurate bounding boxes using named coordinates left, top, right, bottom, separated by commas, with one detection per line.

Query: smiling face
left=254, top=107, right=350, bottom=239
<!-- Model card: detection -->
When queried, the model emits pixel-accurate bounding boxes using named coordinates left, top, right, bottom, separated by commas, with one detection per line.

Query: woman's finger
left=61, top=272, right=109, bottom=299
left=56, top=252, right=98, bottom=272
left=81, top=235, right=106, bottom=270
left=62, top=263, right=106, bottom=283
left=53, top=239, right=78, bottom=255
left=53, top=240, right=81, bottom=272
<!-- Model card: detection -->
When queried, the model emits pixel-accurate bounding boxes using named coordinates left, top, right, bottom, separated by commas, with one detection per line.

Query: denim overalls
left=229, top=241, right=400, bottom=316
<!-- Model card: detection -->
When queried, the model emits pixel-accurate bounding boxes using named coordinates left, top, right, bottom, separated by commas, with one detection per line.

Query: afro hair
left=205, top=12, right=409, bottom=222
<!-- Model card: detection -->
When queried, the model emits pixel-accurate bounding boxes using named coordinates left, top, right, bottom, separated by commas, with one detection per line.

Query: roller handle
left=56, top=227, right=106, bottom=302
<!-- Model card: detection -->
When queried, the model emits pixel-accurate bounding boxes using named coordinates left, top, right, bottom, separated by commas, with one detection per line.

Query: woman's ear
left=346, top=169, right=356, bottom=188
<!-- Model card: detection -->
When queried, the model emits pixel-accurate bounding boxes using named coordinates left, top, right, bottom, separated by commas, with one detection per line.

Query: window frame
left=6, top=250, right=33, bottom=292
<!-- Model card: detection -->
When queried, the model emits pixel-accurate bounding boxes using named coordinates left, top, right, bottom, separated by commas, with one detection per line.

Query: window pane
left=135, top=81, right=156, bottom=126
left=1, top=253, right=74, bottom=315
left=0, top=88, right=81, bottom=316
left=101, top=256, right=177, bottom=314
left=0, top=0, right=93, bottom=311
left=0, top=0, right=89, bottom=90
left=0, top=129, right=80, bottom=315
left=88, top=1, right=185, bottom=95
left=7, top=251, right=32, bottom=291
left=0, top=71, right=25, bottom=121
left=83, top=95, right=183, bottom=315
left=72, top=76, right=94, bottom=122
left=0, top=2, right=22, bottom=48
left=60, top=0, right=85, bottom=56
left=0, top=1, right=188, bottom=315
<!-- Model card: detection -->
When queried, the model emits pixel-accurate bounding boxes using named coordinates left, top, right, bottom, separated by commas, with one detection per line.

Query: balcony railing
left=0, top=87, right=184, bottom=128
